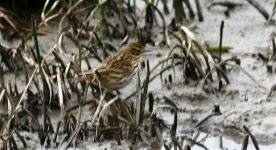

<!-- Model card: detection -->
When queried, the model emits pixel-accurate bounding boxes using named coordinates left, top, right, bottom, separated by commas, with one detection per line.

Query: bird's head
left=125, top=42, right=147, bottom=56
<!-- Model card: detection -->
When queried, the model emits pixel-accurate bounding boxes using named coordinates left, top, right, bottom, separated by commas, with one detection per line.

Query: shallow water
left=192, top=133, right=276, bottom=150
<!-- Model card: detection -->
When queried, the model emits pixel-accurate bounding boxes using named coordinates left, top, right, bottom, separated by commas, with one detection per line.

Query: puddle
left=192, top=133, right=276, bottom=150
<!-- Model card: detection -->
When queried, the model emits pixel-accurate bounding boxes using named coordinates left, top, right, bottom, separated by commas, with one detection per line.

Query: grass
left=0, top=0, right=267, bottom=149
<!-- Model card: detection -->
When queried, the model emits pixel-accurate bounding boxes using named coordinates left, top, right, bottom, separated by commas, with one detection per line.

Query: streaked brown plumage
left=73, top=42, right=146, bottom=90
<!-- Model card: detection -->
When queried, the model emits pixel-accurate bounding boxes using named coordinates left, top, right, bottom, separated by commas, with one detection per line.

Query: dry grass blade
left=148, top=92, right=154, bottom=113
left=195, top=42, right=213, bottom=78
left=171, top=111, right=177, bottom=137
left=53, top=51, right=66, bottom=69
left=22, top=106, right=40, bottom=128
left=246, top=0, right=270, bottom=21
left=57, top=66, right=64, bottom=118
left=93, top=32, right=109, bottom=59
left=0, top=89, right=5, bottom=103
left=41, top=67, right=53, bottom=106
left=194, top=105, right=221, bottom=128
left=173, top=0, right=187, bottom=24
left=146, top=3, right=169, bottom=46
left=10, top=64, right=38, bottom=117
left=59, top=0, right=85, bottom=31
left=82, top=45, right=102, bottom=62
left=271, top=33, right=276, bottom=60
left=0, top=11, right=25, bottom=34
left=195, top=0, right=203, bottom=22
left=0, top=1, right=270, bottom=149
left=62, top=125, right=81, bottom=150
left=0, top=63, right=4, bottom=87
left=218, top=21, right=224, bottom=62
left=243, top=125, right=260, bottom=150
left=116, top=98, right=135, bottom=125
left=40, top=0, right=61, bottom=26
left=183, top=0, right=195, bottom=19
left=268, top=1, right=276, bottom=23
left=214, top=21, right=226, bottom=91
left=145, top=3, right=153, bottom=35
left=151, top=105, right=177, bottom=118
left=10, top=38, right=58, bottom=119
left=86, top=0, right=108, bottom=23
left=207, top=1, right=243, bottom=10
left=63, top=82, right=89, bottom=147
left=135, top=70, right=142, bottom=126
left=17, top=50, right=29, bottom=83
left=162, top=28, right=205, bottom=81
left=181, top=26, right=205, bottom=75
left=8, top=134, right=17, bottom=149
left=171, top=111, right=181, bottom=149
left=0, top=136, right=7, bottom=149
left=0, top=46, right=16, bottom=72
left=188, top=137, right=208, bottom=150
left=5, top=83, right=15, bottom=117
left=53, top=121, right=61, bottom=143
left=32, top=21, right=42, bottom=64
left=125, top=60, right=177, bottom=100
left=98, top=96, right=119, bottom=121
left=77, top=83, right=89, bottom=128
left=241, top=134, right=249, bottom=150
left=137, top=60, right=150, bottom=125
left=91, top=90, right=107, bottom=126
left=32, top=20, right=53, bottom=108
left=266, top=84, right=276, bottom=101
left=14, top=130, right=27, bottom=148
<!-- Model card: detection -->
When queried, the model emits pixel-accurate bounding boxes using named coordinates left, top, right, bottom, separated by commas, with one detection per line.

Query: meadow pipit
left=74, top=42, right=146, bottom=91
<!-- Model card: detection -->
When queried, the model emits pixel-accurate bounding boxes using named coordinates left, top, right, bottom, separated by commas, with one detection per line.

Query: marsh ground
left=1, top=0, right=276, bottom=149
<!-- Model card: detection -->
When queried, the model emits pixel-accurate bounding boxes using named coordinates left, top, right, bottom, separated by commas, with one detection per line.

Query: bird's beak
left=143, top=49, right=150, bottom=53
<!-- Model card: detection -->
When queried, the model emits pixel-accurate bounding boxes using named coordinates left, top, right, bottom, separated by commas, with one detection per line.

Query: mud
left=1, top=0, right=276, bottom=149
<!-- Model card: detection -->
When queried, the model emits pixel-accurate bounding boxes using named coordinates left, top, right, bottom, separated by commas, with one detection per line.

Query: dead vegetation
left=1, top=0, right=274, bottom=149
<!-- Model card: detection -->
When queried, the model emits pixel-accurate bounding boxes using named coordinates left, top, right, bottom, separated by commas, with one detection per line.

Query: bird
left=73, top=42, right=147, bottom=91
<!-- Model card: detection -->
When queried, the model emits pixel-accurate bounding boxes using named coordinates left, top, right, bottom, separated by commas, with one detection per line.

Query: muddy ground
left=1, top=0, right=276, bottom=149
left=124, top=0, right=276, bottom=149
